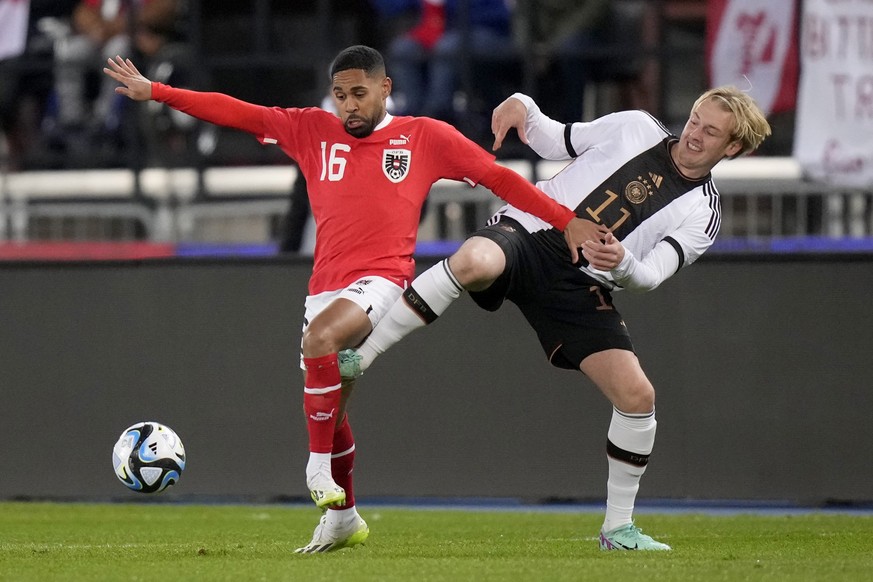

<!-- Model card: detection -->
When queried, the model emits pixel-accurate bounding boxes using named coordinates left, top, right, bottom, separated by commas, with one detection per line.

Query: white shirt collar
left=374, top=112, right=394, bottom=132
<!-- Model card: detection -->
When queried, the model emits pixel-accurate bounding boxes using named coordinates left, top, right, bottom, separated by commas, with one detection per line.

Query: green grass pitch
left=1, top=501, right=871, bottom=581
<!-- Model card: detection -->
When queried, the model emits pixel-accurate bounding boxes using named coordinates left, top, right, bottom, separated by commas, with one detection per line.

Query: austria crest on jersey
left=383, top=149, right=411, bottom=183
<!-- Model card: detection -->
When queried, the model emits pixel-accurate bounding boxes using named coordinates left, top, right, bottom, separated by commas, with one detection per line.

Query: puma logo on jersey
left=389, top=134, right=411, bottom=145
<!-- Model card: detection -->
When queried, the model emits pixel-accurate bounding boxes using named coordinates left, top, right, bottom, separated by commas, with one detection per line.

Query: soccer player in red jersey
left=105, top=45, right=604, bottom=552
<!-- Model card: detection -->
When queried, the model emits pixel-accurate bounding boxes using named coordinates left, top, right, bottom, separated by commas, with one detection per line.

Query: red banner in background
left=0, top=242, right=176, bottom=261
left=706, top=0, right=799, bottom=115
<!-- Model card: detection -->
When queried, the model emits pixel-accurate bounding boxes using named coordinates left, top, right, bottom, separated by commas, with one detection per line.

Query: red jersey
left=151, top=84, right=574, bottom=294
left=261, top=108, right=503, bottom=292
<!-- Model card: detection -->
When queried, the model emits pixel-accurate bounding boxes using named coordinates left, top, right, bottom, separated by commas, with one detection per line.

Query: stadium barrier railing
left=0, top=158, right=871, bottom=251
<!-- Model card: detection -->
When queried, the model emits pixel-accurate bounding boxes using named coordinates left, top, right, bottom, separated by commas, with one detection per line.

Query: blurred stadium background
left=1, top=1, right=871, bottom=505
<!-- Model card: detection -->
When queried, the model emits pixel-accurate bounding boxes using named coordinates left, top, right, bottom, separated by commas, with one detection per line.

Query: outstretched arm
left=477, top=164, right=606, bottom=263
left=492, top=94, right=572, bottom=160
left=104, top=56, right=265, bottom=133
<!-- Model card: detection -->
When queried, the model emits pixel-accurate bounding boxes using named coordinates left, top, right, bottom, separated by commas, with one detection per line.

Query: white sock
left=325, top=506, right=359, bottom=529
left=305, top=452, right=332, bottom=487
left=356, top=260, right=463, bottom=371
left=602, top=408, right=656, bottom=533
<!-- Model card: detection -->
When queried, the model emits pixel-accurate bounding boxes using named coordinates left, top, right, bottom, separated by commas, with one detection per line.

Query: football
left=112, top=421, right=186, bottom=493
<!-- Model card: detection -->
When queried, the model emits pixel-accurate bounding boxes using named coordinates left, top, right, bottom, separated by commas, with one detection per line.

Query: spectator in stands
left=0, top=0, right=78, bottom=170
left=387, top=0, right=514, bottom=123
left=131, top=2, right=203, bottom=167
left=512, top=0, right=654, bottom=122
left=512, top=0, right=611, bottom=122
left=48, top=0, right=180, bottom=158
left=363, top=0, right=420, bottom=51
left=0, top=0, right=29, bottom=62
left=0, top=0, right=33, bottom=169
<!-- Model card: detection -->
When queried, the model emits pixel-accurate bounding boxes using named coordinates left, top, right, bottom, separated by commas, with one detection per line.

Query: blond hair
left=693, top=86, right=772, bottom=159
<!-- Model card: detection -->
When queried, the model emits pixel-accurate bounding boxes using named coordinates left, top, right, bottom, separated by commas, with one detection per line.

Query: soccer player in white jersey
left=340, top=87, right=771, bottom=550
left=104, top=46, right=601, bottom=553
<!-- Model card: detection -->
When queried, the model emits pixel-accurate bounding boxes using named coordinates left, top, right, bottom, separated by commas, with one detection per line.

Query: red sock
left=303, top=354, right=342, bottom=454
left=331, top=414, right=356, bottom=508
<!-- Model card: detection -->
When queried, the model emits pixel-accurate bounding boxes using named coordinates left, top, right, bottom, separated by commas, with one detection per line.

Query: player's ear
left=382, top=76, right=392, bottom=97
left=725, top=138, right=743, bottom=159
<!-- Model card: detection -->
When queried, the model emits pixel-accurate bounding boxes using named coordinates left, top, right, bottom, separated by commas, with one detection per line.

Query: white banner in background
left=707, top=0, right=798, bottom=115
left=0, top=0, right=30, bottom=61
left=794, top=0, right=873, bottom=187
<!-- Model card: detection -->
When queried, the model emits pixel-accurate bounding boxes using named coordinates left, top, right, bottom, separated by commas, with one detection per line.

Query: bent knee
left=449, top=237, right=505, bottom=289
left=615, top=381, right=656, bottom=414
left=302, top=326, right=339, bottom=357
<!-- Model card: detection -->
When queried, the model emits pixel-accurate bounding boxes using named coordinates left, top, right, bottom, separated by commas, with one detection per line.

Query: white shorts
left=299, top=276, right=405, bottom=370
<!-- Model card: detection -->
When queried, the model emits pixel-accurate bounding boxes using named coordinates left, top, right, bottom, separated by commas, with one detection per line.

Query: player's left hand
left=562, top=218, right=608, bottom=264
left=582, top=232, right=625, bottom=271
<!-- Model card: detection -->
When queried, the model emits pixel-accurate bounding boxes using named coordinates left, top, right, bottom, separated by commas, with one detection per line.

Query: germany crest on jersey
left=383, top=149, right=411, bottom=183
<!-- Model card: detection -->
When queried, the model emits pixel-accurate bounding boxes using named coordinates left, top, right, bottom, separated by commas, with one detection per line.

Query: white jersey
left=492, top=94, right=721, bottom=292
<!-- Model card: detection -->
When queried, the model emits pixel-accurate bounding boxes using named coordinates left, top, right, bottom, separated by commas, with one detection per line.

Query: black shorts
left=468, top=217, right=634, bottom=371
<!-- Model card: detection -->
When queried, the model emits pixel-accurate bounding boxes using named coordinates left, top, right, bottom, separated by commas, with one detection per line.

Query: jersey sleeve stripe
left=662, top=236, right=685, bottom=273
left=563, top=124, right=579, bottom=158
left=703, top=182, right=722, bottom=240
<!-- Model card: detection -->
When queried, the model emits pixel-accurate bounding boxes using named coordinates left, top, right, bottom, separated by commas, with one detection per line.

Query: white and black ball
left=112, top=421, right=186, bottom=493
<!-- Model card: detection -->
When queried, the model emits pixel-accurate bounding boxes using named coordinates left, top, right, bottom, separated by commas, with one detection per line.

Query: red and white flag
left=706, top=0, right=799, bottom=115
left=0, top=0, right=30, bottom=61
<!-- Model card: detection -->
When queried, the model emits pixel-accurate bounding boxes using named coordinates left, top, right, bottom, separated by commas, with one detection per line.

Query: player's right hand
left=103, top=56, right=153, bottom=101
left=563, top=218, right=609, bottom=264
